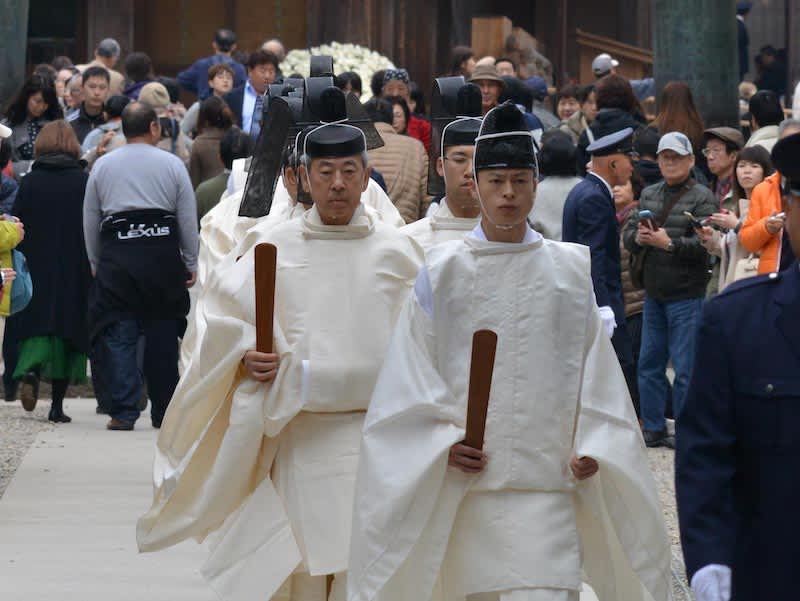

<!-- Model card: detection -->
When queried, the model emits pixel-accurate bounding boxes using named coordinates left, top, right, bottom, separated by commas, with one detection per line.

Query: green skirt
left=13, top=336, right=88, bottom=383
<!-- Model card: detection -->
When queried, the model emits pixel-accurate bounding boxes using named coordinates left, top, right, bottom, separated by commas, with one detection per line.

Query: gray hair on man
left=261, top=38, right=286, bottom=62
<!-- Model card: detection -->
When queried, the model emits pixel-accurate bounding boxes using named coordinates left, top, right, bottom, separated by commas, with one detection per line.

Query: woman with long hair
left=650, top=82, right=707, bottom=175
left=2, top=75, right=63, bottom=178
left=699, top=145, right=774, bottom=291
left=447, top=46, right=476, bottom=77
left=189, top=96, right=235, bottom=188
left=8, top=121, right=91, bottom=421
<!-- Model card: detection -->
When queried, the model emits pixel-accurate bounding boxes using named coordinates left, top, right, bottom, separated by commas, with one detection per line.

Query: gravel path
left=0, top=401, right=53, bottom=499
left=648, top=446, right=692, bottom=600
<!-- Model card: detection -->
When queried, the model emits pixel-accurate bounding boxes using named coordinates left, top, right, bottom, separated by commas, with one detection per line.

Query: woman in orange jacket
left=739, top=171, right=786, bottom=273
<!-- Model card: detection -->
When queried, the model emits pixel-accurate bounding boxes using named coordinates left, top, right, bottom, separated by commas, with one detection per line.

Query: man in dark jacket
left=67, top=66, right=109, bottom=143
left=623, top=132, right=716, bottom=448
left=223, top=49, right=279, bottom=138
left=563, top=128, right=637, bottom=406
left=676, top=132, right=800, bottom=601
left=177, top=29, right=247, bottom=100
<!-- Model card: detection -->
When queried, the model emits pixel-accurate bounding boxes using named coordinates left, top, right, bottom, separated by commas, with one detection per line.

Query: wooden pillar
left=0, top=0, right=30, bottom=104
left=86, top=0, right=135, bottom=58
left=652, top=0, right=739, bottom=127
left=786, top=0, right=798, bottom=102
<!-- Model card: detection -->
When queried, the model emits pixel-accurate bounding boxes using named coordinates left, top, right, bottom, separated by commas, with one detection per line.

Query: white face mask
left=472, top=115, right=539, bottom=230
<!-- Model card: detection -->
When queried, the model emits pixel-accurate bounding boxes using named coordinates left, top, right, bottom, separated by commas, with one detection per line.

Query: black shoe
left=48, top=408, right=72, bottom=423
left=19, top=372, right=40, bottom=412
left=151, top=419, right=162, bottom=429
left=643, top=429, right=674, bottom=449
left=4, top=384, right=17, bottom=402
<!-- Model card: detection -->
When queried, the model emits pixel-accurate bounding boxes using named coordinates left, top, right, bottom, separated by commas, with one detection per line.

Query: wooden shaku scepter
left=254, top=243, right=277, bottom=354
left=463, top=329, right=498, bottom=450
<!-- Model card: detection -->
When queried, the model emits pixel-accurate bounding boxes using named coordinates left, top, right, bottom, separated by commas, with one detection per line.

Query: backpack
left=9, top=249, right=33, bottom=315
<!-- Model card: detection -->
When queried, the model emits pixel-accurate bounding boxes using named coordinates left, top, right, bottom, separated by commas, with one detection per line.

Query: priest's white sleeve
left=571, top=296, right=673, bottom=601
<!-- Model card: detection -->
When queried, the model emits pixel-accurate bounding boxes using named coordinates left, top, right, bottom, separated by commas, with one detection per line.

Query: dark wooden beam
left=0, top=0, right=30, bottom=103
left=86, top=0, right=135, bottom=57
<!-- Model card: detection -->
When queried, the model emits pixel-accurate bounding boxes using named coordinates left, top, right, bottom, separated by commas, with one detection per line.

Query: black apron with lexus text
left=89, top=209, right=189, bottom=340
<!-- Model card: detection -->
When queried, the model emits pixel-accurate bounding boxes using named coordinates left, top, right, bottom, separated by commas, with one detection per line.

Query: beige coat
left=367, top=122, right=429, bottom=223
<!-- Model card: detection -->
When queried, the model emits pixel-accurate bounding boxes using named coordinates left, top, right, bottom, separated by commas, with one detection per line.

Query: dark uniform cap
left=772, top=132, right=800, bottom=195
left=442, top=117, right=481, bottom=148
left=474, top=102, right=537, bottom=172
left=587, top=127, right=634, bottom=157
left=304, top=123, right=366, bottom=159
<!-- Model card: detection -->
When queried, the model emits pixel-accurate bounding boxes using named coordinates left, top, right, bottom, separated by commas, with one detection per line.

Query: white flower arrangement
left=281, top=42, right=396, bottom=101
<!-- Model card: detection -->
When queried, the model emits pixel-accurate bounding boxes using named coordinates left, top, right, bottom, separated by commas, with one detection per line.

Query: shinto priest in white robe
left=180, top=172, right=406, bottom=372
left=137, top=202, right=424, bottom=600
left=347, top=224, right=672, bottom=601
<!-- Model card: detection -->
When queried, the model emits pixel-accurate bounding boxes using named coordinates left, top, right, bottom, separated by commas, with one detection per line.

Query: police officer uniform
left=562, top=128, right=637, bottom=410
left=677, top=132, right=800, bottom=601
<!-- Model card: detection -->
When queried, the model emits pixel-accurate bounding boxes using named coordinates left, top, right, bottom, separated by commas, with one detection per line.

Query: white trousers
left=467, top=589, right=579, bottom=601
left=272, top=572, right=347, bottom=601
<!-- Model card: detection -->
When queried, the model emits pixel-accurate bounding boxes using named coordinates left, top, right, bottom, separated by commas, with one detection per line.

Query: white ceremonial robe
left=181, top=175, right=404, bottom=372
left=347, top=225, right=672, bottom=601
left=138, top=205, right=424, bottom=601
left=400, top=199, right=479, bottom=253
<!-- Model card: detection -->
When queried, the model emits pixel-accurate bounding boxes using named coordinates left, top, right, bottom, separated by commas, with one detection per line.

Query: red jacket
left=407, top=115, right=431, bottom=154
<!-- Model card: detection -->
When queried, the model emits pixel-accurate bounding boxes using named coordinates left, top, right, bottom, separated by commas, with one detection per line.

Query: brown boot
left=106, top=417, right=134, bottom=431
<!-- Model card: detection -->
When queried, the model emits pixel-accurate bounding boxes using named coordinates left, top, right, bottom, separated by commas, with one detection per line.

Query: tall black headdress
left=428, top=77, right=483, bottom=195
left=473, top=101, right=538, bottom=176
left=239, top=56, right=384, bottom=218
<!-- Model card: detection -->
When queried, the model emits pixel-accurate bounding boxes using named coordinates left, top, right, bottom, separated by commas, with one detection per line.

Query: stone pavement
left=0, top=399, right=216, bottom=601
left=0, top=399, right=607, bottom=601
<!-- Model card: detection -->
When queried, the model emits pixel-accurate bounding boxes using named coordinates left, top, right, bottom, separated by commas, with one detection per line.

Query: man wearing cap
left=348, top=102, right=671, bottom=601
left=401, top=116, right=481, bottom=250
left=382, top=68, right=431, bottom=152
left=591, top=53, right=654, bottom=102
left=67, top=65, right=110, bottom=144
left=563, top=128, right=637, bottom=405
left=77, top=38, right=126, bottom=96
left=469, top=63, right=505, bottom=115
left=677, top=131, right=800, bottom=601
left=138, top=82, right=192, bottom=165
left=177, top=28, right=247, bottom=100
left=137, top=118, right=423, bottom=601
left=702, top=127, right=744, bottom=296
left=624, top=132, right=716, bottom=448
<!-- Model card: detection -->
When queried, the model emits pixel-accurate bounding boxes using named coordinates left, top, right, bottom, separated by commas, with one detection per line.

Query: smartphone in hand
left=683, top=211, right=709, bottom=230
left=638, top=209, right=657, bottom=230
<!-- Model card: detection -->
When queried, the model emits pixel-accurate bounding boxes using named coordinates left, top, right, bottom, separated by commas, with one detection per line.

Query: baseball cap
left=97, top=38, right=121, bottom=58
left=657, top=132, right=693, bottom=156
left=592, top=53, right=619, bottom=77
left=138, top=82, right=170, bottom=111
left=0, top=123, right=11, bottom=139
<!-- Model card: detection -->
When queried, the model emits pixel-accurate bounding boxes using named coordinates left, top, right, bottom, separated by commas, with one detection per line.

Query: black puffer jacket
left=623, top=178, right=717, bottom=302
left=577, top=108, right=646, bottom=175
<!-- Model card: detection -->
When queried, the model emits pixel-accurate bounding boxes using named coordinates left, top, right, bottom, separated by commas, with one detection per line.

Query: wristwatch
left=666, top=240, right=675, bottom=253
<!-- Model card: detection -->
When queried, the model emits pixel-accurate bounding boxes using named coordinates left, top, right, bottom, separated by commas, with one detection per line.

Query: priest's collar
left=301, top=203, right=374, bottom=239
left=470, top=223, right=539, bottom=244
left=430, top=198, right=480, bottom=231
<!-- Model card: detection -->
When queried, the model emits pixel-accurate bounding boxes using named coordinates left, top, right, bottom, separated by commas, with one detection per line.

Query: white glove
left=598, top=305, right=617, bottom=338
left=691, top=564, right=731, bottom=601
